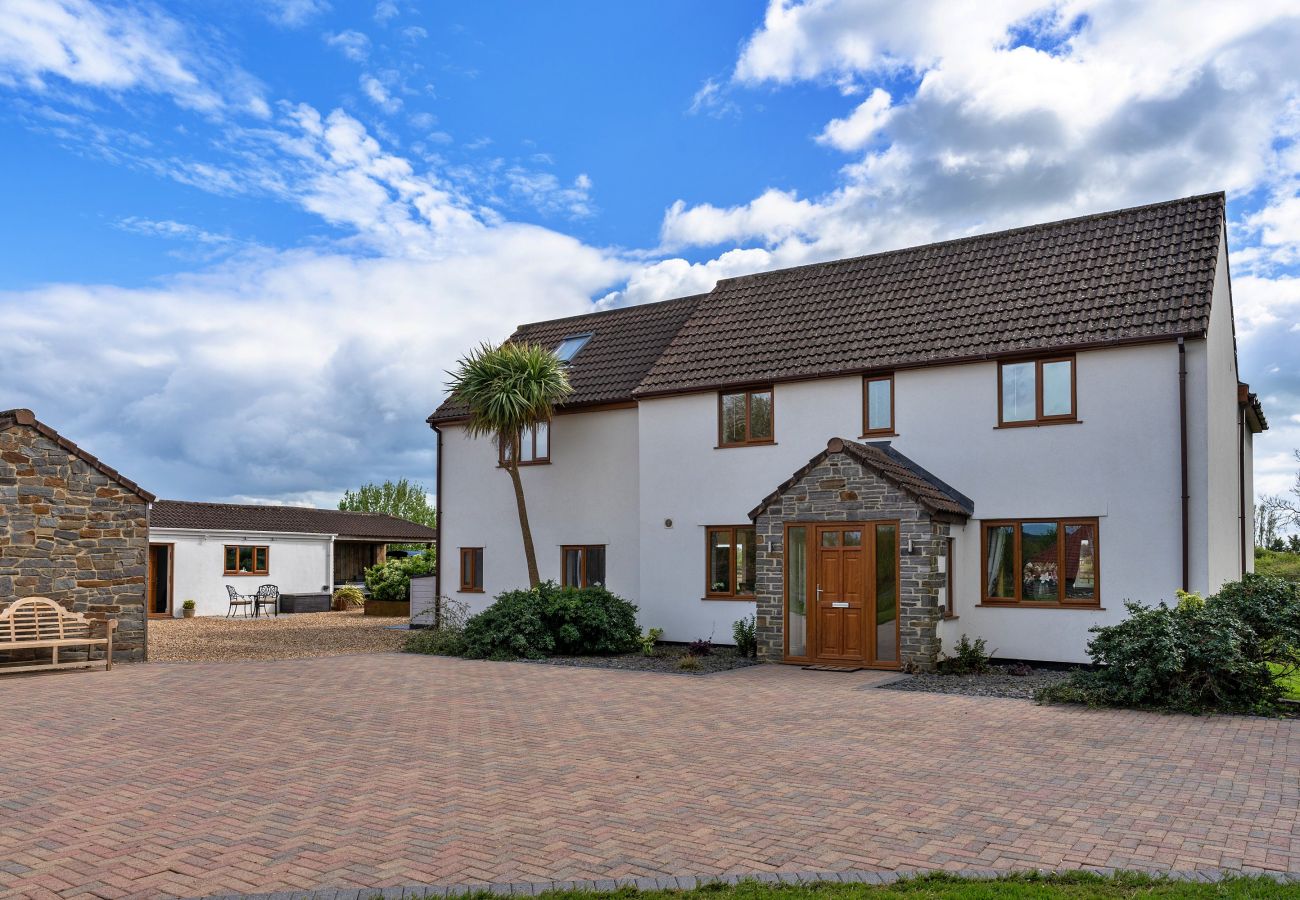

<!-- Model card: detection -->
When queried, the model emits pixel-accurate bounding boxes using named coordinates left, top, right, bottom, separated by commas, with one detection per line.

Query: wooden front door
left=802, top=521, right=901, bottom=668
left=814, top=525, right=866, bottom=661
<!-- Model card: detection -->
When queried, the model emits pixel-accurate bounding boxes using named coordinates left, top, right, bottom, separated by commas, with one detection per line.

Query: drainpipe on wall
left=1178, top=338, right=1189, bottom=593
left=433, top=423, right=443, bottom=622
left=1239, top=399, right=1247, bottom=575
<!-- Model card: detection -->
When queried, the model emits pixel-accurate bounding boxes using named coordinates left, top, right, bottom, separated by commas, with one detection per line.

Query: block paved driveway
left=4, top=654, right=1300, bottom=898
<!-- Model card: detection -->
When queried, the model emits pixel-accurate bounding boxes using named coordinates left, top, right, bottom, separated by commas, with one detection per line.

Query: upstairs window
left=706, top=526, right=757, bottom=599
left=459, top=547, right=484, bottom=592
left=224, top=545, right=268, bottom=575
left=554, top=333, right=592, bottom=364
left=862, top=374, right=895, bottom=436
left=998, top=356, right=1075, bottom=426
left=718, top=388, right=774, bottom=446
left=500, top=422, right=550, bottom=466
left=561, top=545, right=606, bottom=588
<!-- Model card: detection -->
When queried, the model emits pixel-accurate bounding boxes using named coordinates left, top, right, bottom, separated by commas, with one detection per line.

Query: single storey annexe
left=148, top=501, right=436, bottom=617
left=430, top=192, right=1268, bottom=670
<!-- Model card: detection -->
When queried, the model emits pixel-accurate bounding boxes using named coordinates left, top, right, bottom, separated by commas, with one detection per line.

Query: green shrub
left=936, top=634, right=992, bottom=675
left=1037, top=574, right=1300, bottom=714
left=732, top=615, right=757, bottom=658
left=640, top=627, right=664, bottom=656
left=332, top=585, right=365, bottom=609
left=677, top=653, right=700, bottom=671
left=363, top=551, right=436, bottom=602
left=459, top=582, right=640, bottom=660
left=404, top=626, right=469, bottom=656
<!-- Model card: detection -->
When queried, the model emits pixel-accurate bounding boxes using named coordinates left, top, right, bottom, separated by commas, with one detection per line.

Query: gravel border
left=521, top=647, right=761, bottom=676
left=149, top=610, right=410, bottom=662
left=877, top=664, right=1074, bottom=699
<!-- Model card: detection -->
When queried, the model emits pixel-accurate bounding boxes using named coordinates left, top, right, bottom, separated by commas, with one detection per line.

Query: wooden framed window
left=224, top=545, right=268, bottom=575
left=862, top=373, right=895, bottom=436
left=705, top=526, right=757, bottom=599
left=980, top=518, right=1099, bottom=607
left=718, top=387, right=774, bottom=446
left=561, top=545, right=606, bottom=588
left=499, top=422, right=550, bottom=466
left=997, top=356, right=1076, bottom=426
left=942, top=537, right=956, bottom=618
left=459, top=547, right=484, bottom=592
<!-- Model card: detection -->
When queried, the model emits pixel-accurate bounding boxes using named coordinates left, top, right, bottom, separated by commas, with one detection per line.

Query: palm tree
left=447, top=341, right=572, bottom=588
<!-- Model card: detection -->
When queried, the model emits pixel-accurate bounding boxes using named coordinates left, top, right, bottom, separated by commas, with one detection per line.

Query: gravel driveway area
left=148, top=610, right=409, bottom=661
left=879, top=664, right=1074, bottom=699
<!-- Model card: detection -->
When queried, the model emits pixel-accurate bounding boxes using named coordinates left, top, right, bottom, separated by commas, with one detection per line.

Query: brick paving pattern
left=4, top=654, right=1299, bottom=899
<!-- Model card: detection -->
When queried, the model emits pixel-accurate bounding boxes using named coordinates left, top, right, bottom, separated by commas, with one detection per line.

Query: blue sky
left=1, top=0, right=1298, bottom=510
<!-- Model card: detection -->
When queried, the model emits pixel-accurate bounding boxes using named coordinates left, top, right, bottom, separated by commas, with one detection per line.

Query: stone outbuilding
left=0, top=409, right=154, bottom=661
left=749, top=438, right=972, bottom=672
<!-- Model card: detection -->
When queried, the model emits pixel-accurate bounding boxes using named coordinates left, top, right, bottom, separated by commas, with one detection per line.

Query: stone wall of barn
left=753, top=450, right=948, bottom=671
left=0, top=421, right=149, bottom=660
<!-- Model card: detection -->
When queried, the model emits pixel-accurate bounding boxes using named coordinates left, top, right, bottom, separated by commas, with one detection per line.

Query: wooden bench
left=0, top=597, right=116, bottom=675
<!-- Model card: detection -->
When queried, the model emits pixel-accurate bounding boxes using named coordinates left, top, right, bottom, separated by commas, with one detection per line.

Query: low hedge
left=1037, top=574, right=1300, bottom=714
left=460, top=581, right=640, bottom=660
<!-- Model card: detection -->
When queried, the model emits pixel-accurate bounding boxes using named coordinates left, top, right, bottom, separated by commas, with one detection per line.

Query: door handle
left=816, top=585, right=823, bottom=600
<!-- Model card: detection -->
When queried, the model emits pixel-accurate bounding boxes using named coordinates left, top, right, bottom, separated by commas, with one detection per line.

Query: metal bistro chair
left=225, top=585, right=254, bottom=618
left=253, top=584, right=280, bottom=618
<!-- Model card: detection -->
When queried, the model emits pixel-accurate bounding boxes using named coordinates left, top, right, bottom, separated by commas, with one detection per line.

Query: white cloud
left=374, top=1, right=400, bottom=24
left=265, top=0, right=330, bottom=28
left=688, top=78, right=740, bottom=119
left=817, top=87, right=891, bottom=151
left=360, top=72, right=401, bottom=113
left=324, top=30, right=371, bottom=63
left=0, top=0, right=265, bottom=115
left=506, top=170, right=595, bottom=219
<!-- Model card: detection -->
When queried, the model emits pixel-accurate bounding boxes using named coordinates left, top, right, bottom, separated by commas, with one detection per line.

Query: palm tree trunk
left=504, top=437, right=541, bottom=588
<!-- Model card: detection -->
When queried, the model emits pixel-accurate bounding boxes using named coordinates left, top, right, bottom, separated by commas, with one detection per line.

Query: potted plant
left=181, top=599, right=196, bottom=619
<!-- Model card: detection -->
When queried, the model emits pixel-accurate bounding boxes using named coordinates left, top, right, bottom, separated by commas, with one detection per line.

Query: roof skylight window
left=554, top=333, right=592, bottom=363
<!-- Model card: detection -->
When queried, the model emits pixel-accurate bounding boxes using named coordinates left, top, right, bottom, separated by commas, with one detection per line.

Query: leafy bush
left=181, top=599, right=196, bottom=610
left=640, top=627, right=664, bottom=656
left=404, top=596, right=470, bottom=657
left=364, top=551, right=436, bottom=603
left=732, top=615, right=757, bottom=658
left=686, top=638, right=713, bottom=657
left=936, top=634, right=992, bottom=675
left=459, top=582, right=640, bottom=660
left=332, top=586, right=365, bottom=609
left=1037, top=574, right=1300, bottom=714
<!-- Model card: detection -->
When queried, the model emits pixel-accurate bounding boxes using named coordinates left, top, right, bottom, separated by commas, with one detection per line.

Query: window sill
left=994, top=419, right=1081, bottom=429
left=941, top=614, right=958, bottom=621
left=976, top=602, right=1104, bottom=610
left=224, top=573, right=269, bottom=577
left=714, top=442, right=777, bottom=450
left=702, top=596, right=757, bottom=602
left=497, top=461, right=551, bottom=468
left=458, top=588, right=485, bottom=594
left=859, top=432, right=897, bottom=439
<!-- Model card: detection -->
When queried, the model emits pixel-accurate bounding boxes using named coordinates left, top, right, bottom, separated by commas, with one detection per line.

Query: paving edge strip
left=189, top=866, right=1300, bottom=899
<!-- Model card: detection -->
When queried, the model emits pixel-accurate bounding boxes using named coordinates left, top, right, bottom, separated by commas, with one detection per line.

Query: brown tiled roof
left=0, top=408, right=155, bottom=502
left=150, top=500, right=437, bottom=542
left=429, top=293, right=703, bottom=423
left=749, top=438, right=973, bottom=521
left=637, top=193, right=1226, bottom=395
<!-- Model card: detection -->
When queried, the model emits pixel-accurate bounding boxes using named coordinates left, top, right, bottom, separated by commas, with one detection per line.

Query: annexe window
left=459, top=547, right=484, bottom=593
left=561, top=545, right=606, bottom=588
left=863, top=373, right=895, bottom=436
left=706, top=526, right=757, bottom=599
left=981, top=518, right=1099, bottom=606
left=943, top=536, right=956, bottom=618
left=998, top=356, right=1076, bottom=426
left=499, top=422, right=550, bottom=466
left=718, top=388, right=774, bottom=446
left=224, top=545, right=268, bottom=576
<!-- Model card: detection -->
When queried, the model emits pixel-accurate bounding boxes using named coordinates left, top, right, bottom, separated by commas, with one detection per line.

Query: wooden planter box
left=364, top=599, right=410, bottom=617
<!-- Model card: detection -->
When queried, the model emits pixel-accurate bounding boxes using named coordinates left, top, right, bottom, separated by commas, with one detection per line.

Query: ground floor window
left=561, top=545, right=605, bottom=588
left=459, top=547, right=484, bottom=592
left=943, top=537, right=956, bottom=618
left=705, top=526, right=756, bottom=598
left=224, top=545, right=268, bottom=575
left=981, top=518, right=1098, bottom=605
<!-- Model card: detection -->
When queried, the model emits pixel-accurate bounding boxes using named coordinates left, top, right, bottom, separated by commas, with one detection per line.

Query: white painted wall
left=150, top=527, right=335, bottom=617
left=1203, top=232, right=1246, bottom=592
left=436, top=407, right=641, bottom=619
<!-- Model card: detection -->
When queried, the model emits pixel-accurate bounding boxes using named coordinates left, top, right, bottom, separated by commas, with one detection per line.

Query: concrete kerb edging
left=192, top=866, right=1300, bottom=899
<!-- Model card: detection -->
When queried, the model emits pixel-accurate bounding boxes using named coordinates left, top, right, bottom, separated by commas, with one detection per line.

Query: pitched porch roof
left=749, top=438, right=973, bottom=522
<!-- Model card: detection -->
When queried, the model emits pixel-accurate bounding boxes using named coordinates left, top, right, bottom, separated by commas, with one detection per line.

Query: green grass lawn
left=408, top=873, right=1300, bottom=899
left=1269, top=663, right=1300, bottom=701
left=1255, top=549, right=1300, bottom=583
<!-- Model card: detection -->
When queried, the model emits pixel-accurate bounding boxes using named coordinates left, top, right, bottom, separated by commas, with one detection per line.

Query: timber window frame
left=499, top=422, right=551, bottom=466
left=980, top=518, right=1100, bottom=607
left=223, top=545, right=269, bottom=576
left=862, top=373, right=896, bottom=436
left=997, top=356, right=1077, bottom=427
left=717, top=387, right=775, bottom=447
left=705, top=525, right=757, bottom=600
left=561, top=545, right=606, bottom=588
left=459, top=547, right=484, bottom=593
left=943, top=536, right=956, bottom=619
